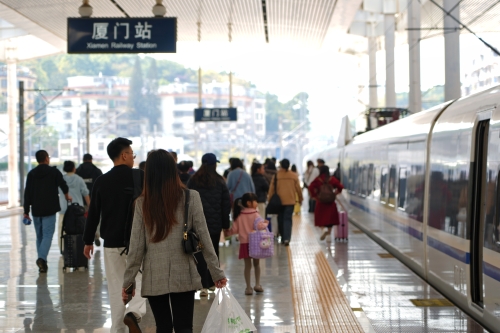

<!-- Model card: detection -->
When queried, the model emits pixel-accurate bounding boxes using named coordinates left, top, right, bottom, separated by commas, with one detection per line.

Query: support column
left=408, top=0, right=421, bottom=113
left=6, top=40, right=18, bottom=208
left=444, top=0, right=461, bottom=101
left=368, top=36, right=378, bottom=108
left=385, top=14, right=396, bottom=107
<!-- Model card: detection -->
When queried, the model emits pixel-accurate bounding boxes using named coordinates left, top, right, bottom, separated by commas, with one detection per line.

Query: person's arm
left=262, top=177, right=270, bottom=193
left=56, top=169, right=72, bottom=201
left=23, top=173, right=32, bottom=218
left=83, top=177, right=102, bottom=247
left=226, top=172, right=235, bottom=192
left=221, top=182, right=231, bottom=229
left=267, top=175, right=276, bottom=201
left=295, top=177, right=303, bottom=203
left=331, top=177, right=344, bottom=194
left=249, top=173, right=256, bottom=193
left=192, top=191, right=227, bottom=285
left=309, top=179, right=319, bottom=199
left=122, top=200, right=147, bottom=293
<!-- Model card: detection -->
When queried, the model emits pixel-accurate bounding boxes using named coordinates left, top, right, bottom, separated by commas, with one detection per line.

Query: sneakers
left=245, top=287, right=253, bottom=295
left=36, top=258, right=48, bottom=273
left=123, top=312, right=142, bottom=333
left=200, top=288, right=209, bottom=297
left=325, top=235, right=332, bottom=242
left=283, top=240, right=290, bottom=246
left=320, top=229, right=330, bottom=241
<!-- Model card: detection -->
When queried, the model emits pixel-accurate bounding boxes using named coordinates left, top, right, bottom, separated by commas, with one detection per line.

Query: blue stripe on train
left=349, top=199, right=423, bottom=241
left=427, top=236, right=470, bottom=264
left=349, top=197, right=500, bottom=283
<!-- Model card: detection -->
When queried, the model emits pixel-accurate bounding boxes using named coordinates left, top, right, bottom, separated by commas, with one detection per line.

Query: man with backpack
left=76, top=153, right=103, bottom=245
left=83, top=137, right=145, bottom=333
left=24, top=150, right=72, bottom=273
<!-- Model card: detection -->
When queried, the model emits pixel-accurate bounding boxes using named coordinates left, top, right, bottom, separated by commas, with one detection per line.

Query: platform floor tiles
left=299, top=211, right=488, bottom=333
left=0, top=207, right=489, bottom=333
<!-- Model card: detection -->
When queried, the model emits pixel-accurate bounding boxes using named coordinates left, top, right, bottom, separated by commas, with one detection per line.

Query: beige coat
left=123, top=190, right=225, bottom=296
left=267, top=169, right=303, bottom=206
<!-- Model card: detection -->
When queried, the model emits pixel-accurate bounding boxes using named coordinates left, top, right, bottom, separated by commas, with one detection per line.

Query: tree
left=144, top=58, right=162, bottom=131
left=127, top=57, right=147, bottom=135
left=265, top=92, right=309, bottom=134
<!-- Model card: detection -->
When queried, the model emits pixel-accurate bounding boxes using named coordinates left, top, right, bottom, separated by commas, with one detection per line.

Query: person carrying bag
left=122, top=149, right=227, bottom=333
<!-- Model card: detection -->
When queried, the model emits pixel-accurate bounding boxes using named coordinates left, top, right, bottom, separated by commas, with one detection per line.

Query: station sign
left=67, top=17, right=176, bottom=54
left=194, top=108, right=237, bottom=122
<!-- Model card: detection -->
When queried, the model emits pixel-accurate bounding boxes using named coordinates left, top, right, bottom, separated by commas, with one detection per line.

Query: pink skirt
left=238, top=243, right=250, bottom=259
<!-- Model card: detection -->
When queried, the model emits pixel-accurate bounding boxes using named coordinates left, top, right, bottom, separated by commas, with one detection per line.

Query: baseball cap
left=201, top=153, right=220, bottom=165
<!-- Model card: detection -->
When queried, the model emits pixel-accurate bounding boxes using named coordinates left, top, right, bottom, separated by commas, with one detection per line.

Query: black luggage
left=62, top=234, right=88, bottom=271
left=61, top=201, right=88, bottom=271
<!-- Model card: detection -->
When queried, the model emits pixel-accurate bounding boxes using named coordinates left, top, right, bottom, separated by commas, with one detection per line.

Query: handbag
left=266, top=174, right=282, bottom=215
left=248, top=218, right=274, bottom=259
left=182, top=189, right=203, bottom=255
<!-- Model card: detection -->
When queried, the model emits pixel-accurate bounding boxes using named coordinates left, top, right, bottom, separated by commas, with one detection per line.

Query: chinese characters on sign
left=194, top=108, right=237, bottom=122
left=68, top=18, right=176, bottom=53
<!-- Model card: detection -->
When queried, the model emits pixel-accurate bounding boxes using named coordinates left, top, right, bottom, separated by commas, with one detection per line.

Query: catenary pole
left=19, top=81, right=24, bottom=206
left=86, top=102, right=90, bottom=154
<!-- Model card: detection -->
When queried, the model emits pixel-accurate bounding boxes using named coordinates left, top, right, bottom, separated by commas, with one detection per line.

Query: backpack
left=62, top=202, right=86, bottom=235
left=122, top=169, right=143, bottom=255
left=317, top=177, right=336, bottom=204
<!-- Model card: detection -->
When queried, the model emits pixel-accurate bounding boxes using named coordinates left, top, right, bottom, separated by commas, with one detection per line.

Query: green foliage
left=144, top=58, right=162, bottom=131
left=127, top=57, right=146, bottom=124
left=265, top=92, right=309, bottom=133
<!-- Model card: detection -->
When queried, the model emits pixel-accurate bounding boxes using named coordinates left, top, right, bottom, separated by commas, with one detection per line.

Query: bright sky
left=155, top=32, right=500, bottom=141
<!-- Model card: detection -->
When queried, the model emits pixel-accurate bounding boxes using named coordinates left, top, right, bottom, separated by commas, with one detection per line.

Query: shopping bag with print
left=201, top=287, right=257, bottom=333
left=248, top=217, right=274, bottom=259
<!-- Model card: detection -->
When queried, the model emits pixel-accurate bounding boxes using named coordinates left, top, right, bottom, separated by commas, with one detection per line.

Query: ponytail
left=232, top=198, right=243, bottom=221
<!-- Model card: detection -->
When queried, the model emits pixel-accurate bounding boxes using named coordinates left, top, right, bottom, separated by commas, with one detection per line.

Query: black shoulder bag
left=266, top=174, right=282, bottom=215
left=182, top=189, right=203, bottom=255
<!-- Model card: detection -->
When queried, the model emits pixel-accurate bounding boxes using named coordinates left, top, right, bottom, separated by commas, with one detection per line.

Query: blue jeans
left=33, top=215, right=56, bottom=261
left=277, top=205, right=294, bottom=242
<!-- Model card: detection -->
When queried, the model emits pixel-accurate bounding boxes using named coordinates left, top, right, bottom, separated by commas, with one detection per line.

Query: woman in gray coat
left=122, top=149, right=227, bottom=333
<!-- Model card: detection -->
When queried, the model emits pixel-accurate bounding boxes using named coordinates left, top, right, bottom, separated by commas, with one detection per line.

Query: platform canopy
left=0, top=0, right=365, bottom=61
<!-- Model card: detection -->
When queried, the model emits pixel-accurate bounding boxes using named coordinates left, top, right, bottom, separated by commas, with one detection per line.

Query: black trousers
left=195, top=232, right=220, bottom=288
left=147, top=290, right=195, bottom=333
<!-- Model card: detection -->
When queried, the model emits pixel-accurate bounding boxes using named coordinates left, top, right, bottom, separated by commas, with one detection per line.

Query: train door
left=469, top=119, right=490, bottom=309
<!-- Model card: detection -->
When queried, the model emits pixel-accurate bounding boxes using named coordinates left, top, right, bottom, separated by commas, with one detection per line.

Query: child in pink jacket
left=227, top=192, right=269, bottom=295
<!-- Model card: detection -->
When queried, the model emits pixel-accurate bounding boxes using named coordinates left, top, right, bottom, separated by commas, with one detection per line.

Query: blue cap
left=201, top=153, right=220, bottom=165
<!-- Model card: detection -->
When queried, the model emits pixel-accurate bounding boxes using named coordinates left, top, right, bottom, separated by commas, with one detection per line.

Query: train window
left=373, top=167, right=380, bottom=200
left=361, top=166, right=368, bottom=196
left=388, top=166, right=397, bottom=207
left=367, top=164, right=374, bottom=197
left=380, top=167, right=388, bottom=203
left=398, top=168, right=407, bottom=210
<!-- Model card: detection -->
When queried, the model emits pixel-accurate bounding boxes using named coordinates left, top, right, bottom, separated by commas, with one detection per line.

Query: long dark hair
left=233, top=193, right=259, bottom=221
left=189, top=163, right=222, bottom=188
left=142, top=149, right=184, bottom=243
left=251, top=163, right=262, bottom=176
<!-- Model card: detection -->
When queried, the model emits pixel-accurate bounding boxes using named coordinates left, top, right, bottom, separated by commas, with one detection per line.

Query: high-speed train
left=309, top=86, right=500, bottom=332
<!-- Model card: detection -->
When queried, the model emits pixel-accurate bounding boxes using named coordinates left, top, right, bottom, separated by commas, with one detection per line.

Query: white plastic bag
left=201, top=287, right=257, bottom=333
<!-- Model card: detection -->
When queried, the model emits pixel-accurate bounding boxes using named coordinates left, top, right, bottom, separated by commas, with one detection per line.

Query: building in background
left=462, top=49, right=500, bottom=97
left=40, top=75, right=266, bottom=161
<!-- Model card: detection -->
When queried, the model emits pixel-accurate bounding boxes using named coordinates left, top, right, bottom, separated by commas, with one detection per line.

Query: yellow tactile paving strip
left=288, top=215, right=364, bottom=333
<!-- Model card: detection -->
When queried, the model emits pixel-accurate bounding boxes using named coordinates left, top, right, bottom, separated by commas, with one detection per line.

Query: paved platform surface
left=0, top=207, right=490, bottom=333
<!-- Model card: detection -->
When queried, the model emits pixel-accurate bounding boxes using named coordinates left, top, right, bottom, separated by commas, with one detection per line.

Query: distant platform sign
left=194, top=108, right=237, bottom=122
left=67, top=17, right=176, bottom=54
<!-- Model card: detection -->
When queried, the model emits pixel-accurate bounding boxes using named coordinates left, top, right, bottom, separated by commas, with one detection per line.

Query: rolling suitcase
left=62, top=234, right=88, bottom=271
left=335, top=211, right=348, bottom=241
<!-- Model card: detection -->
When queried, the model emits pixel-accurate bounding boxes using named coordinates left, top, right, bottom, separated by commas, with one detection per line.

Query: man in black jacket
left=76, top=153, right=103, bottom=245
left=76, top=153, right=103, bottom=195
left=24, top=150, right=72, bottom=273
left=83, top=137, right=145, bottom=333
